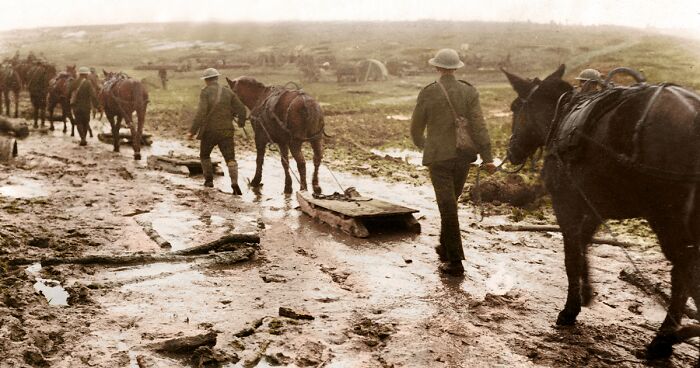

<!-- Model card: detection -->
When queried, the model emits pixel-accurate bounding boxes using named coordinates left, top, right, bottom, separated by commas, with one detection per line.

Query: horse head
left=502, top=64, right=573, bottom=165
left=66, top=65, right=77, bottom=78
left=226, top=76, right=267, bottom=110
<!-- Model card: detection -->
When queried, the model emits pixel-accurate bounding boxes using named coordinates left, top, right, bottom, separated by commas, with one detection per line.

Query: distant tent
left=355, top=59, right=388, bottom=82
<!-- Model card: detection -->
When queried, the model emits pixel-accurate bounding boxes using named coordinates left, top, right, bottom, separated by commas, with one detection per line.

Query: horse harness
left=250, top=86, right=325, bottom=144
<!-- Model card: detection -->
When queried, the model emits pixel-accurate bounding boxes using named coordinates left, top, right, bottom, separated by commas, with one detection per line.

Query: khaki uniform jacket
left=411, top=74, right=493, bottom=165
left=190, top=82, right=247, bottom=140
left=68, top=77, right=99, bottom=112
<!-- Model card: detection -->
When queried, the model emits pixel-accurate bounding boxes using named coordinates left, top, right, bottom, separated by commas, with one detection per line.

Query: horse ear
left=545, top=64, right=566, bottom=81
left=502, top=68, right=532, bottom=97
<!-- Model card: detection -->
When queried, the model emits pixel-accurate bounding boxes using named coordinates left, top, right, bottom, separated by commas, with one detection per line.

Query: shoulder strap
left=77, top=78, right=86, bottom=91
left=437, top=80, right=460, bottom=121
left=215, top=84, right=223, bottom=105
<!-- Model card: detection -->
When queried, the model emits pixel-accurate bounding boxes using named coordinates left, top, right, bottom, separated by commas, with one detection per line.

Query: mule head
left=502, top=64, right=572, bottom=165
left=67, top=64, right=77, bottom=77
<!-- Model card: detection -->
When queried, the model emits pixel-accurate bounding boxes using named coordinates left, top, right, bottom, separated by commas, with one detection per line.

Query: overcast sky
left=1, top=0, right=699, bottom=37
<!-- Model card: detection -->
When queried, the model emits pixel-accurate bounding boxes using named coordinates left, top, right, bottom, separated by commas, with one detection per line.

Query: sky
left=1, top=0, right=699, bottom=38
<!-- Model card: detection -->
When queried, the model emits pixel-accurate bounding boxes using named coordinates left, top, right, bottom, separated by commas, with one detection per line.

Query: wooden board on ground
left=147, top=154, right=223, bottom=176
left=97, top=129, right=153, bottom=146
left=296, top=191, right=420, bottom=238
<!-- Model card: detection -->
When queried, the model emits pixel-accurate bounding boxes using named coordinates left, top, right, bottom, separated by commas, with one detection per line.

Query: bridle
left=501, top=83, right=548, bottom=173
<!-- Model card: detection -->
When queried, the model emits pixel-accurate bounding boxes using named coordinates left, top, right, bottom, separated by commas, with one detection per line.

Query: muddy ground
left=1, top=120, right=698, bottom=368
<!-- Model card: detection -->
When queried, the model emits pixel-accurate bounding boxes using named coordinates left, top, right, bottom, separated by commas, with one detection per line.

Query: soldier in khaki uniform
left=68, top=66, right=100, bottom=146
left=575, top=68, right=603, bottom=93
left=187, top=68, right=247, bottom=195
left=411, top=49, right=496, bottom=276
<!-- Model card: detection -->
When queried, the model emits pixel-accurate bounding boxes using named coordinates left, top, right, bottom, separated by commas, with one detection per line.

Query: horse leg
left=250, top=135, right=266, bottom=188
left=126, top=114, right=141, bottom=160
left=67, top=103, right=76, bottom=137
left=13, top=91, right=18, bottom=118
left=289, top=140, right=307, bottom=192
left=32, top=99, right=39, bottom=129
left=133, top=109, right=145, bottom=161
left=2, top=91, right=8, bottom=116
left=48, top=100, right=56, bottom=132
left=555, top=209, right=600, bottom=326
left=311, top=138, right=323, bottom=194
left=279, top=143, right=293, bottom=194
left=106, top=114, right=119, bottom=152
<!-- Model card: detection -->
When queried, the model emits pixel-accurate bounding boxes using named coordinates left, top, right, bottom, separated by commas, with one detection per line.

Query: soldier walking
left=411, top=49, right=496, bottom=277
left=187, top=68, right=247, bottom=195
left=158, top=68, right=168, bottom=90
left=68, top=66, right=100, bottom=146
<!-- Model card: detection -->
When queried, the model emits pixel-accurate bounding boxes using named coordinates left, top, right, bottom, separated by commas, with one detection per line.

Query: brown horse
left=26, top=61, right=57, bottom=128
left=47, top=65, right=80, bottom=134
left=226, top=76, right=325, bottom=194
left=503, top=64, right=700, bottom=362
left=87, top=70, right=101, bottom=119
left=0, top=64, right=22, bottom=118
left=100, top=71, right=149, bottom=160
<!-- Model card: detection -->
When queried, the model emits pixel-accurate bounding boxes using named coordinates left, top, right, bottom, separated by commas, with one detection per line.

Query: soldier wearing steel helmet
left=575, top=68, right=603, bottom=93
left=187, top=68, right=247, bottom=195
left=68, top=66, right=100, bottom=146
left=411, top=48, right=495, bottom=277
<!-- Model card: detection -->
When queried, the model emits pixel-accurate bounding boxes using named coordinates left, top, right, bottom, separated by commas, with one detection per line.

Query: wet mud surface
left=1, top=122, right=698, bottom=367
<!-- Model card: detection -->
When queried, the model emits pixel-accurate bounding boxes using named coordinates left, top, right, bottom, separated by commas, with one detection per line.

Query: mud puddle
left=370, top=147, right=423, bottom=166
left=0, top=176, right=49, bottom=198
left=26, top=262, right=69, bottom=306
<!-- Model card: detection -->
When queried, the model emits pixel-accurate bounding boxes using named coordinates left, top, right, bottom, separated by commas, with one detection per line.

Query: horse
left=226, top=76, right=325, bottom=194
left=87, top=70, right=101, bottom=119
left=47, top=64, right=81, bottom=135
left=502, top=64, right=700, bottom=362
left=99, top=71, right=149, bottom=160
left=26, top=62, right=57, bottom=128
left=0, top=64, right=22, bottom=118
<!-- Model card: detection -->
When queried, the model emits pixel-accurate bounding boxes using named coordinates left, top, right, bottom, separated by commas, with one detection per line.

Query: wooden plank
left=297, top=191, right=418, bottom=219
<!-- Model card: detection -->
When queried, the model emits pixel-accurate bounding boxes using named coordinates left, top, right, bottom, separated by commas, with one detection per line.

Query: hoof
left=231, top=185, right=242, bottom=195
left=312, top=185, right=322, bottom=195
left=203, top=180, right=214, bottom=188
left=113, top=148, right=120, bottom=153
left=646, top=336, right=675, bottom=360
left=134, top=153, right=141, bottom=161
left=79, top=141, right=87, bottom=147
left=249, top=179, right=262, bottom=188
left=556, top=308, right=579, bottom=326
left=49, top=126, right=54, bottom=131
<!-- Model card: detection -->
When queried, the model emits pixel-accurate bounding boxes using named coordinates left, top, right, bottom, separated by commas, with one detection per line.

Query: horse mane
left=236, top=76, right=267, bottom=89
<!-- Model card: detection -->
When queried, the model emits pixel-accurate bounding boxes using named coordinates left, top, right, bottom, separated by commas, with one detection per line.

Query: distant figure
left=68, top=67, right=100, bottom=146
left=158, top=68, right=168, bottom=90
left=186, top=68, right=247, bottom=195
left=411, top=48, right=496, bottom=277
left=575, top=68, right=603, bottom=93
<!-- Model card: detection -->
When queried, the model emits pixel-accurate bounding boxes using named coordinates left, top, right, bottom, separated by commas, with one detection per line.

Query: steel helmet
left=428, top=48, right=465, bottom=70
left=78, top=66, right=90, bottom=75
left=576, top=68, right=602, bottom=82
left=201, top=68, right=221, bottom=80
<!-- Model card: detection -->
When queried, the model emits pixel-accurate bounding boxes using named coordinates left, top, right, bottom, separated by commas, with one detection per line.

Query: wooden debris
left=173, top=233, right=260, bottom=256
left=149, top=331, right=217, bottom=354
left=147, top=154, right=223, bottom=176
left=136, top=219, right=171, bottom=248
left=0, top=137, right=18, bottom=162
left=8, top=247, right=255, bottom=267
left=0, top=117, right=29, bottom=138
left=279, top=306, right=314, bottom=320
left=492, top=224, right=645, bottom=248
left=97, top=129, right=153, bottom=146
left=296, top=191, right=420, bottom=238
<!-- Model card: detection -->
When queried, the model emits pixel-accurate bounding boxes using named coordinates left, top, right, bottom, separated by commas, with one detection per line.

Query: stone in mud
left=28, top=237, right=50, bottom=248
left=23, top=345, right=48, bottom=367
left=351, top=318, right=396, bottom=346
left=150, top=331, right=217, bottom=355
left=279, top=306, right=314, bottom=320
left=190, top=346, right=239, bottom=367
left=234, top=327, right=255, bottom=338
left=294, top=341, right=326, bottom=367
left=264, top=352, right=292, bottom=366
left=66, top=284, right=92, bottom=305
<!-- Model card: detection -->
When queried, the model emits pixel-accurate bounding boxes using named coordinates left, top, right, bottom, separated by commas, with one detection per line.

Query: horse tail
left=132, top=80, right=147, bottom=114
left=299, top=93, right=327, bottom=140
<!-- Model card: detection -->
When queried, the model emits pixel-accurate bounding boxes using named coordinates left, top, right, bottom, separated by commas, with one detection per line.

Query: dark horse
left=26, top=62, right=57, bottom=128
left=226, top=76, right=325, bottom=194
left=0, top=64, right=22, bottom=118
left=47, top=65, right=80, bottom=135
left=100, top=71, right=149, bottom=160
left=503, top=64, right=700, bottom=361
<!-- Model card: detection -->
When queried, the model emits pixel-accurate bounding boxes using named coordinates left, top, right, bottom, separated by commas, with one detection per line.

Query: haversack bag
left=437, top=81, right=477, bottom=153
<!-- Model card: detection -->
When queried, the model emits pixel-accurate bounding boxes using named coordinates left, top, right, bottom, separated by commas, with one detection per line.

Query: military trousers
left=428, top=158, right=470, bottom=262
left=73, top=108, right=91, bottom=144
left=199, top=133, right=236, bottom=163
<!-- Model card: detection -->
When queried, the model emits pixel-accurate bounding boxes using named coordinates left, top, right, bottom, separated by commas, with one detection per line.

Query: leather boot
left=228, top=161, right=242, bottom=195
left=201, top=158, right=214, bottom=187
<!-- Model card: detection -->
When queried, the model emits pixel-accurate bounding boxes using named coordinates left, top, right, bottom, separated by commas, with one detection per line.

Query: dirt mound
left=466, top=174, right=545, bottom=207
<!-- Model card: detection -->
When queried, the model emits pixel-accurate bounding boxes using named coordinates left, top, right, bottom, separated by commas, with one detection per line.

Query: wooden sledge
left=97, top=129, right=153, bottom=146
left=296, top=191, right=420, bottom=238
left=147, top=154, right=223, bottom=176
